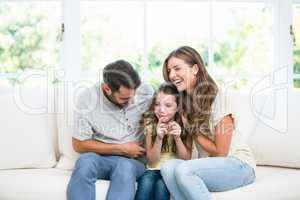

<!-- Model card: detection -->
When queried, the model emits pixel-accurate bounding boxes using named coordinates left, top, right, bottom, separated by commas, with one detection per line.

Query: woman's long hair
left=140, top=83, right=187, bottom=153
left=162, top=46, right=218, bottom=136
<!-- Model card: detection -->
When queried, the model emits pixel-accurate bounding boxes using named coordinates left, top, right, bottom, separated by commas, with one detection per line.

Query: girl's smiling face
left=154, top=91, right=178, bottom=123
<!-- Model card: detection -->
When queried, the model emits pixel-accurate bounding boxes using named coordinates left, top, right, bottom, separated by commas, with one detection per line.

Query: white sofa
left=1, top=84, right=300, bottom=200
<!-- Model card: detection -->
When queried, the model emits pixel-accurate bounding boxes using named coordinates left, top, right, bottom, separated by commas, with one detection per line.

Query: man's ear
left=192, top=64, right=199, bottom=75
left=102, top=84, right=112, bottom=95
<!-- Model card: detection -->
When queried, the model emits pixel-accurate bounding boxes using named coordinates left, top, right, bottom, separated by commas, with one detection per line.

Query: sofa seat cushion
left=0, top=169, right=109, bottom=200
left=212, top=166, right=300, bottom=200
left=0, top=169, right=70, bottom=200
left=0, top=166, right=299, bottom=200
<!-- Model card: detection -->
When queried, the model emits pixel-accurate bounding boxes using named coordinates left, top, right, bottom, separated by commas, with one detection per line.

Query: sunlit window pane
left=213, top=2, right=273, bottom=76
left=294, top=79, right=300, bottom=88
left=81, top=1, right=144, bottom=77
left=0, top=2, right=61, bottom=73
left=293, top=4, right=300, bottom=88
left=147, top=2, right=209, bottom=86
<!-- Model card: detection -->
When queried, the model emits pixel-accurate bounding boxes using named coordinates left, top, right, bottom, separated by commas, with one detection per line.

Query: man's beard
left=106, top=93, right=128, bottom=108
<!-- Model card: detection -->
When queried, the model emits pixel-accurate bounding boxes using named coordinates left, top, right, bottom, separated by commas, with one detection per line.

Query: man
left=67, top=60, right=154, bottom=200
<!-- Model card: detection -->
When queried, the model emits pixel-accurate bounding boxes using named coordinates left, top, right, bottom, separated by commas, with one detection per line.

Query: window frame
left=292, top=0, right=300, bottom=88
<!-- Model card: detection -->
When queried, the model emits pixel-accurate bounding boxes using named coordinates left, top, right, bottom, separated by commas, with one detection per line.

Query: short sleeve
left=134, top=83, right=155, bottom=113
left=137, top=83, right=155, bottom=97
left=210, top=89, right=233, bottom=128
left=72, top=90, right=94, bottom=141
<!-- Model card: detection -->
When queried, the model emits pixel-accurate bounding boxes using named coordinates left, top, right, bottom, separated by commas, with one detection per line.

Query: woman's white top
left=195, top=89, right=256, bottom=171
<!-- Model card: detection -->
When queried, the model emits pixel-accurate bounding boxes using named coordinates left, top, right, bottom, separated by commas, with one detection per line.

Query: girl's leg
left=160, top=159, right=187, bottom=200
left=153, top=173, right=170, bottom=200
left=175, top=157, right=255, bottom=200
left=135, top=170, right=161, bottom=200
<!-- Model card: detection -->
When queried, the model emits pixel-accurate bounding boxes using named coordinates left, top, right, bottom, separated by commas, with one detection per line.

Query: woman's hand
left=168, top=121, right=181, bottom=139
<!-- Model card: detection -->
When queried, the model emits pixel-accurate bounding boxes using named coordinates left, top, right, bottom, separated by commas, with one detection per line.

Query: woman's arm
left=193, top=115, right=234, bottom=157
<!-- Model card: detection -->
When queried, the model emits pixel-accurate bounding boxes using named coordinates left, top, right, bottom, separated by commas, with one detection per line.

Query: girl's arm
left=193, top=115, right=234, bottom=157
left=174, top=134, right=193, bottom=160
left=169, top=121, right=193, bottom=160
left=145, top=123, right=167, bottom=166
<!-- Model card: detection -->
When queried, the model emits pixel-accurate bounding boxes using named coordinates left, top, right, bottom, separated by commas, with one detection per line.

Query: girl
left=135, top=83, right=192, bottom=200
left=160, top=46, right=256, bottom=200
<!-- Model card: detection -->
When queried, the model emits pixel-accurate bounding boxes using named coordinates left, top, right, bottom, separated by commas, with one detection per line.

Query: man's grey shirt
left=72, top=84, right=154, bottom=144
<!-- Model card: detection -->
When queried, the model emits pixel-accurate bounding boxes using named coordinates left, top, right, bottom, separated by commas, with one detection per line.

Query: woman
left=135, top=83, right=192, bottom=200
left=160, top=46, right=256, bottom=200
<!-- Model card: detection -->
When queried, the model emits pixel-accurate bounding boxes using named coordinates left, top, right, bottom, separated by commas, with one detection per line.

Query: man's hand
left=121, top=141, right=146, bottom=158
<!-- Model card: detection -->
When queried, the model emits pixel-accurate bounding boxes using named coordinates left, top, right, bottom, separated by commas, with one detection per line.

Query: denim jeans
left=135, top=170, right=170, bottom=200
left=160, top=157, right=256, bottom=200
left=67, top=152, right=145, bottom=200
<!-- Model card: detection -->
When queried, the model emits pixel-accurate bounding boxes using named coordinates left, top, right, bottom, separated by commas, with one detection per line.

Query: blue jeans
left=160, top=157, right=255, bottom=200
left=135, top=170, right=170, bottom=200
left=67, top=152, right=145, bottom=200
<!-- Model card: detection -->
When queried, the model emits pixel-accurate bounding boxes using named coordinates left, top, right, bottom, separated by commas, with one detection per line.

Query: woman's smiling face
left=166, top=57, right=198, bottom=94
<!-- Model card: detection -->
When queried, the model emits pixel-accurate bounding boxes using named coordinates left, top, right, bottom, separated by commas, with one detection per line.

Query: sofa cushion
left=0, top=166, right=299, bottom=200
left=55, top=83, right=82, bottom=170
left=228, top=90, right=266, bottom=140
left=0, top=87, right=57, bottom=169
left=228, top=88, right=300, bottom=169
left=248, top=90, right=300, bottom=168
left=55, top=107, right=79, bottom=170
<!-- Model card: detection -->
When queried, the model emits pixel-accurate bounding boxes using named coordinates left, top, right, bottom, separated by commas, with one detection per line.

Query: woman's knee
left=174, top=162, right=194, bottom=183
left=161, top=159, right=183, bottom=179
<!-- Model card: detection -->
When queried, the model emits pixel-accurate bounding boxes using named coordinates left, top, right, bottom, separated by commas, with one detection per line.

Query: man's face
left=109, top=86, right=136, bottom=108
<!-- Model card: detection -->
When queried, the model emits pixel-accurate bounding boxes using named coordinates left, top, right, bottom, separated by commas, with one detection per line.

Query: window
left=0, top=1, right=61, bottom=86
left=80, top=1, right=273, bottom=89
left=293, top=3, right=300, bottom=88
left=213, top=2, right=273, bottom=76
left=146, top=1, right=209, bottom=87
left=0, top=0, right=298, bottom=90
left=212, top=2, right=273, bottom=89
left=81, top=1, right=144, bottom=78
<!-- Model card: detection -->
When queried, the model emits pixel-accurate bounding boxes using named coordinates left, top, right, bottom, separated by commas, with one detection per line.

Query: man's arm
left=72, top=138, right=146, bottom=158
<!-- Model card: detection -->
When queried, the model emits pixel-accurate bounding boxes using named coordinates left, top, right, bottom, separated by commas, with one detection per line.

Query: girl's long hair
left=140, top=83, right=187, bottom=153
left=162, top=46, right=218, bottom=135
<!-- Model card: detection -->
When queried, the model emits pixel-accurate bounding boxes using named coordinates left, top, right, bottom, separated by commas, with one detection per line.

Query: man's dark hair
left=103, top=60, right=141, bottom=92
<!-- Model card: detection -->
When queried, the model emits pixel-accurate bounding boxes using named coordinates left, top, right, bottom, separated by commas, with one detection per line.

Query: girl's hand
left=168, top=121, right=181, bottom=139
left=156, top=121, right=168, bottom=139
